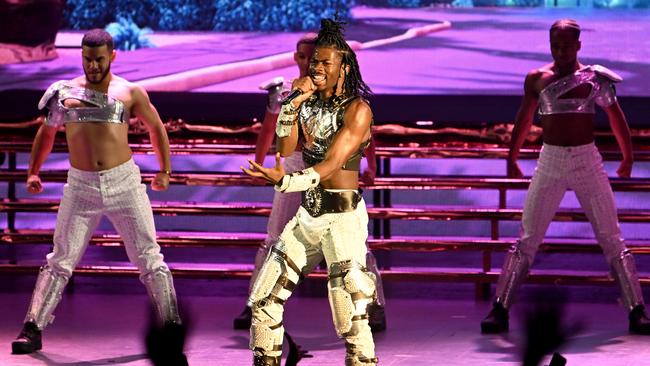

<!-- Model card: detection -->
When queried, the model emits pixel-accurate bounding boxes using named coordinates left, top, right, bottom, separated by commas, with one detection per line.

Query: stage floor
left=1, top=290, right=649, bottom=365
left=1, top=7, right=649, bottom=97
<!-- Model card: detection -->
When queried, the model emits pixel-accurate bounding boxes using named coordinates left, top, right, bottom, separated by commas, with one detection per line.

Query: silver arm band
left=275, top=103, right=298, bottom=138
left=274, top=167, right=320, bottom=193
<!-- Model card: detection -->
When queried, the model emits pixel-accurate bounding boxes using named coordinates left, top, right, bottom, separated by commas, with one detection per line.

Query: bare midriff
left=321, top=169, right=359, bottom=190
left=66, top=122, right=133, bottom=171
left=541, top=113, right=594, bottom=146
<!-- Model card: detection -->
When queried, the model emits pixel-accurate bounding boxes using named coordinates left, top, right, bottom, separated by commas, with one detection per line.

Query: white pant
left=249, top=151, right=386, bottom=307
left=249, top=200, right=377, bottom=364
left=518, top=142, right=626, bottom=265
left=47, top=159, right=168, bottom=278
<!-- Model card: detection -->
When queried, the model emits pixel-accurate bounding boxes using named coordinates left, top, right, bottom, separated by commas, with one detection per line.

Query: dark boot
left=253, top=355, right=281, bottom=366
left=234, top=306, right=252, bottom=330
left=146, top=321, right=189, bottom=366
left=629, top=305, right=650, bottom=335
left=481, top=302, right=509, bottom=334
left=12, top=322, right=42, bottom=354
left=367, top=303, right=386, bottom=333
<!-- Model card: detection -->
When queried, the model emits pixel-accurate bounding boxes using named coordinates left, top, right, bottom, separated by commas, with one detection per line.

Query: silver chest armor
left=38, top=81, right=130, bottom=127
left=538, top=65, right=621, bottom=115
left=299, top=95, right=368, bottom=170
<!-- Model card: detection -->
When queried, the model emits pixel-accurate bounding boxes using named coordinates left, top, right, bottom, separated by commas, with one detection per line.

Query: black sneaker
left=368, top=303, right=386, bottom=333
left=234, top=306, right=252, bottom=330
left=481, top=303, right=509, bottom=334
left=12, top=322, right=42, bottom=354
left=629, top=305, right=650, bottom=335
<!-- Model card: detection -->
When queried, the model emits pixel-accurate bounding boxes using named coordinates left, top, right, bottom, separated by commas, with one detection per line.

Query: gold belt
left=301, top=185, right=361, bottom=217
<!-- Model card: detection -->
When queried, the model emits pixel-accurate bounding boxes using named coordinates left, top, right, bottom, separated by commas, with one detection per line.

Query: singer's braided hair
left=315, top=18, right=372, bottom=100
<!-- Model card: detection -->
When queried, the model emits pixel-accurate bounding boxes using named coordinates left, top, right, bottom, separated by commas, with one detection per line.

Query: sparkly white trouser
left=249, top=151, right=386, bottom=307
left=47, top=159, right=168, bottom=277
left=249, top=200, right=376, bottom=363
left=517, top=142, right=626, bottom=264
left=24, top=159, right=181, bottom=329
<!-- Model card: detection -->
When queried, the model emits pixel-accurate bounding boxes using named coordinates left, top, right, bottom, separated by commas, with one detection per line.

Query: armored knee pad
left=328, top=260, right=376, bottom=338
left=249, top=240, right=304, bottom=357
left=248, top=243, right=302, bottom=309
left=250, top=320, right=284, bottom=358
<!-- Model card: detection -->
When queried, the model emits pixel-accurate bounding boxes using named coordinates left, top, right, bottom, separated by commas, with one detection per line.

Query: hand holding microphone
left=282, top=76, right=317, bottom=107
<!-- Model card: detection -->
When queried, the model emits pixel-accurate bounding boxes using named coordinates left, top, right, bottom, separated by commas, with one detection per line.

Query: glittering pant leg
left=102, top=161, right=179, bottom=324
left=568, top=144, right=643, bottom=310
left=494, top=145, right=567, bottom=308
left=26, top=172, right=104, bottom=329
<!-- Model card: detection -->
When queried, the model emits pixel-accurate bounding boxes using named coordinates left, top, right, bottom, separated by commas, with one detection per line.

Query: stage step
left=2, top=140, right=650, bottom=160
left=2, top=199, right=649, bottom=223
left=3, top=230, right=650, bottom=254
left=2, top=170, right=650, bottom=191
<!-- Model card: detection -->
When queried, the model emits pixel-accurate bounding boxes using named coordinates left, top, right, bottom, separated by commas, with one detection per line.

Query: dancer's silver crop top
left=38, top=81, right=130, bottom=127
left=538, top=65, right=622, bottom=115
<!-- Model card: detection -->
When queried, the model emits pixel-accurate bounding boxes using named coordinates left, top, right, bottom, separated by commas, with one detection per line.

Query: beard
left=85, top=64, right=111, bottom=84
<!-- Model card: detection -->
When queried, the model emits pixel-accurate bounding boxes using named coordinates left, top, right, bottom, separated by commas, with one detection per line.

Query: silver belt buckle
left=304, top=187, right=323, bottom=216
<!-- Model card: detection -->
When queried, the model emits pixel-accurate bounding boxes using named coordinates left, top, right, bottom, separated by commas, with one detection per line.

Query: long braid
left=315, top=19, right=372, bottom=100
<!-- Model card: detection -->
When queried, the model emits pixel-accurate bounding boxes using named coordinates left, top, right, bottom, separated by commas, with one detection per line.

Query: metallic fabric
left=494, top=246, right=530, bottom=309
left=24, top=265, right=68, bottom=330
left=538, top=65, right=619, bottom=116
left=328, top=260, right=376, bottom=337
left=611, top=249, right=645, bottom=311
left=143, top=266, right=182, bottom=325
left=46, top=159, right=168, bottom=278
left=28, top=159, right=180, bottom=328
left=300, top=186, right=362, bottom=217
left=299, top=95, right=367, bottom=170
left=38, top=81, right=129, bottom=127
left=258, top=76, right=286, bottom=115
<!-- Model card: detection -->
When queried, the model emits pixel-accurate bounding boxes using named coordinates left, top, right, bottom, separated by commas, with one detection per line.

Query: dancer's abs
left=66, top=122, right=133, bottom=171
left=541, top=114, right=594, bottom=147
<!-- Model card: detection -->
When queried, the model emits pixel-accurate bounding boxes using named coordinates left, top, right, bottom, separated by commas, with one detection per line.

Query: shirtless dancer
left=11, top=30, right=187, bottom=362
left=481, top=19, right=650, bottom=335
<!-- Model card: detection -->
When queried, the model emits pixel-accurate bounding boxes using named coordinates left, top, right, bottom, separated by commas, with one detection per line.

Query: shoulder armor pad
left=38, top=80, right=67, bottom=110
left=258, top=76, right=284, bottom=91
left=592, top=65, right=623, bottom=83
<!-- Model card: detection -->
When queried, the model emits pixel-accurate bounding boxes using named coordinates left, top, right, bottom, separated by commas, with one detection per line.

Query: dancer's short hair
left=82, top=29, right=114, bottom=51
left=550, top=19, right=581, bottom=40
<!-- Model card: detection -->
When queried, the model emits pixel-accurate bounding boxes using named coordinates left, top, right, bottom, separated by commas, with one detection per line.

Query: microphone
left=281, top=89, right=303, bottom=105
